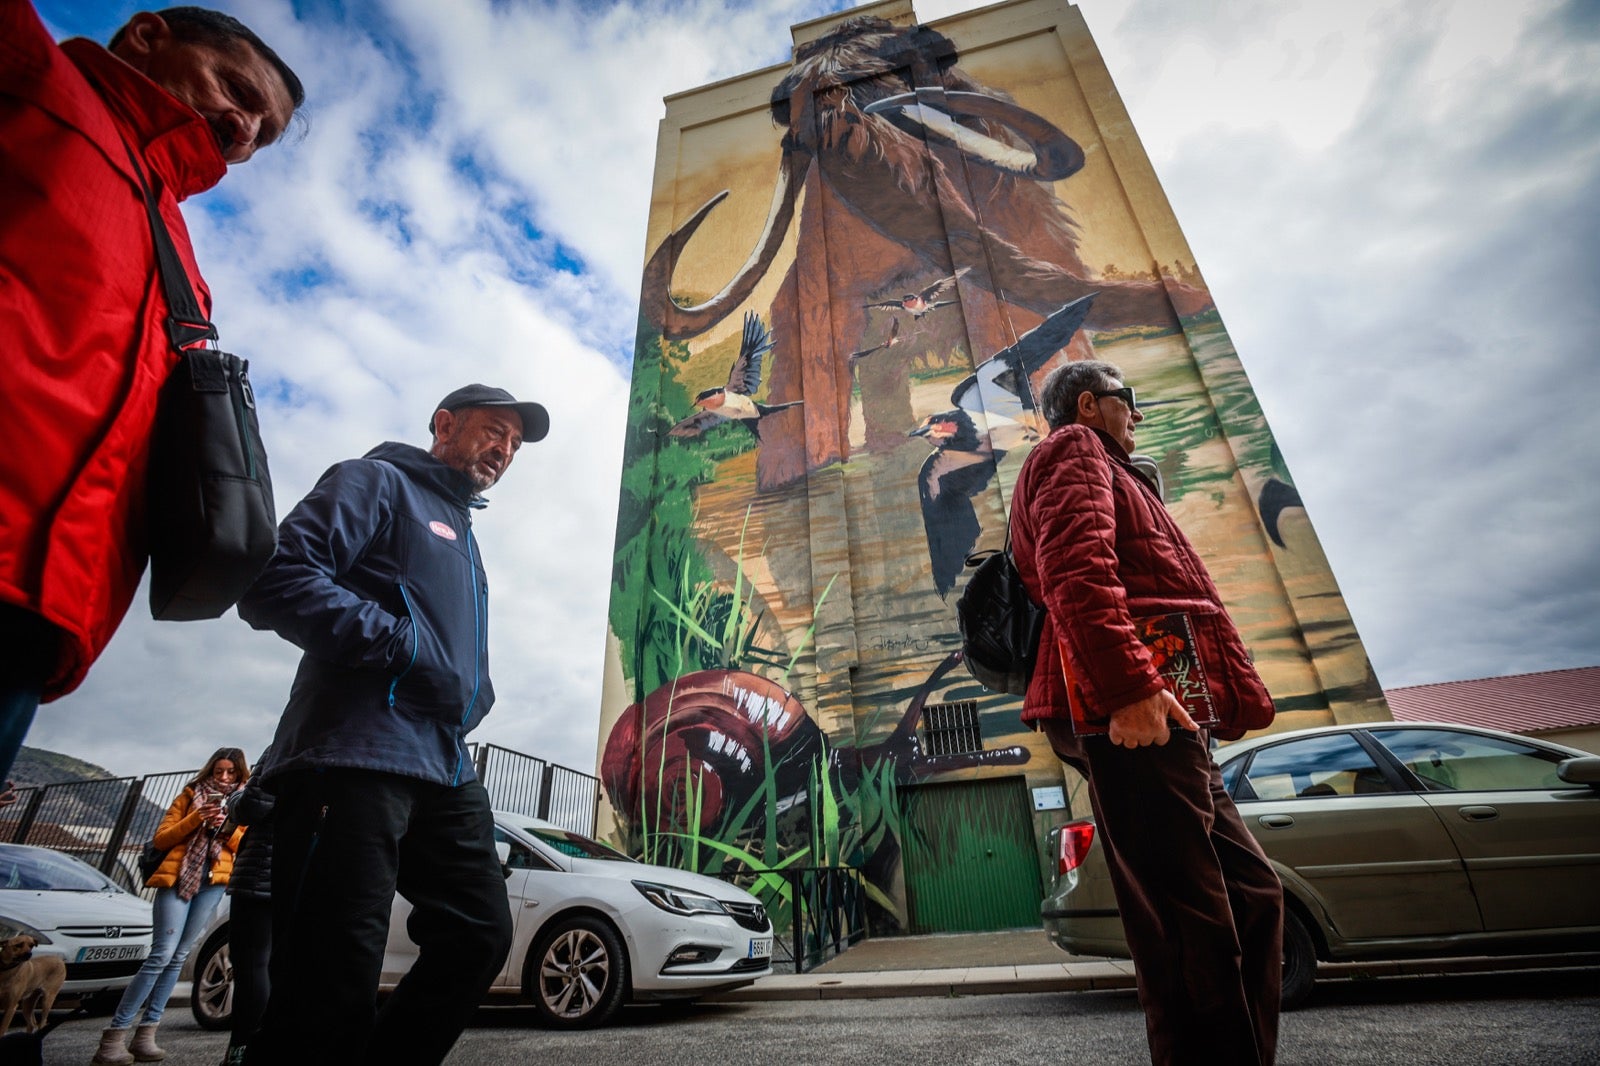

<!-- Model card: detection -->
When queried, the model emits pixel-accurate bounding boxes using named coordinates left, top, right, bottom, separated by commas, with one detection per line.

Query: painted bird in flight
left=909, top=408, right=1001, bottom=599
left=944, top=292, right=1097, bottom=454
left=847, top=318, right=902, bottom=367
left=668, top=311, right=802, bottom=440
left=863, top=267, right=971, bottom=318
left=907, top=293, right=1099, bottom=597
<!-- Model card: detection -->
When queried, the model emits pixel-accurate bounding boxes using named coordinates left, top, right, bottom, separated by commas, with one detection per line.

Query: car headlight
left=0, top=916, right=51, bottom=944
left=633, top=881, right=730, bottom=918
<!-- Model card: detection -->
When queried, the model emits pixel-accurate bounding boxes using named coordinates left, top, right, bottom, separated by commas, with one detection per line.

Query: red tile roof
left=1385, top=666, right=1600, bottom=734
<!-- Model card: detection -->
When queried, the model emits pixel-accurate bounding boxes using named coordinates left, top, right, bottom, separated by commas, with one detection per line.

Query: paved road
left=37, top=968, right=1600, bottom=1065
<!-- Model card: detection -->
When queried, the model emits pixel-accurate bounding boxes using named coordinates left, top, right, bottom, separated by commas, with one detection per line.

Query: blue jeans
left=112, top=884, right=225, bottom=1028
left=0, top=604, right=57, bottom=782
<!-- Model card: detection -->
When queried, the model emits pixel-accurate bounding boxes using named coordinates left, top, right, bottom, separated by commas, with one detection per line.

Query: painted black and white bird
left=668, top=311, right=802, bottom=440
left=864, top=266, right=971, bottom=319
left=909, top=407, right=1001, bottom=599
left=946, top=292, right=1097, bottom=453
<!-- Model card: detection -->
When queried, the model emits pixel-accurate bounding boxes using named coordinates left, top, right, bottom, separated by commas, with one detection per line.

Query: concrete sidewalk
left=711, top=929, right=1600, bottom=1002
left=715, top=929, right=1136, bottom=1001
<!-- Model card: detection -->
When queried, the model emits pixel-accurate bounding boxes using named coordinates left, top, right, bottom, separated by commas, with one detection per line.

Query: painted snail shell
left=602, top=670, right=824, bottom=833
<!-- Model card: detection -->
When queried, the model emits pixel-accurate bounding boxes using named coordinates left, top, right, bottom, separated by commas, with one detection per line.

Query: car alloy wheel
left=530, top=915, right=628, bottom=1029
left=190, top=929, right=235, bottom=1031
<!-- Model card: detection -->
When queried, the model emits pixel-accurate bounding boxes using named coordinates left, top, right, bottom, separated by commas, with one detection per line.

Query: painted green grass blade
left=782, top=572, right=838, bottom=686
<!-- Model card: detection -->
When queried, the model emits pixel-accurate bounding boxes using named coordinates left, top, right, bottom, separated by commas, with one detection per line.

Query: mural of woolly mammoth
left=641, top=15, right=1212, bottom=490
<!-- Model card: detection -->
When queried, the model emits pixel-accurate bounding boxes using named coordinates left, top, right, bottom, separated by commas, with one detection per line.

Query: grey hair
left=1039, top=359, right=1123, bottom=430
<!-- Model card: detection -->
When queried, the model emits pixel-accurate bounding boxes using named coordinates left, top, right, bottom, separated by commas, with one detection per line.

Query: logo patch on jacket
left=428, top=520, right=458, bottom=541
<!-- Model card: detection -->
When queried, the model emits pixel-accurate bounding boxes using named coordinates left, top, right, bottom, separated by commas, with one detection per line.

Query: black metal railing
left=1, top=744, right=598, bottom=897
left=1, top=770, right=194, bottom=899
left=469, top=743, right=599, bottom=836
left=718, top=865, right=868, bottom=973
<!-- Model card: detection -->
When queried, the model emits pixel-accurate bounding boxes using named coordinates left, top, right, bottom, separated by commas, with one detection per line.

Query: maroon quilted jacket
left=1010, top=425, right=1275, bottom=741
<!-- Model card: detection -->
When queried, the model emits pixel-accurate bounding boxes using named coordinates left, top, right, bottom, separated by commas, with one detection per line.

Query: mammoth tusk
left=864, top=88, right=1084, bottom=182
left=639, top=150, right=804, bottom=340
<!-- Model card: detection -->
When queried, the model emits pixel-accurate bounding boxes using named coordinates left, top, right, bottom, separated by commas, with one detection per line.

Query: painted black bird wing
left=667, top=410, right=727, bottom=438
left=985, top=293, right=1098, bottom=406
left=725, top=311, right=774, bottom=396
left=948, top=293, right=1099, bottom=432
left=919, top=265, right=971, bottom=303
left=918, top=448, right=998, bottom=599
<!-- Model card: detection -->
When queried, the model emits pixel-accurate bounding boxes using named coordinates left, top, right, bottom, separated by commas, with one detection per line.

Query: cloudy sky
left=26, top=0, right=1599, bottom=781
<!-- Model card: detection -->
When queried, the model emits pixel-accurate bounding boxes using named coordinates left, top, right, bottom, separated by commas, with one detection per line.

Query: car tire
left=190, top=927, right=234, bottom=1031
left=1280, top=909, right=1316, bottom=1011
left=527, top=915, right=628, bottom=1029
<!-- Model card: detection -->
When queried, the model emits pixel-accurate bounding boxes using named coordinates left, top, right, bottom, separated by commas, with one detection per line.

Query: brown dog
left=0, top=935, right=65, bottom=1037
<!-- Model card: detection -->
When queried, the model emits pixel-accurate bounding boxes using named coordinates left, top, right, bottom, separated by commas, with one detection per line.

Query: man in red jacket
left=1011, top=359, right=1284, bottom=1066
left=0, top=4, right=303, bottom=780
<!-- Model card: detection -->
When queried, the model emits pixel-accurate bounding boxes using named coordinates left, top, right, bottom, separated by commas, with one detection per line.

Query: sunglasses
left=1092, top=386, right=1138, bottom=412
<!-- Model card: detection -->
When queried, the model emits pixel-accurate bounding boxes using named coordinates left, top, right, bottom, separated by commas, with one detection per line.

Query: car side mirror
left=1556, top=756, right=1600, bottom=787
left=495, top=840, right=512, bottom=878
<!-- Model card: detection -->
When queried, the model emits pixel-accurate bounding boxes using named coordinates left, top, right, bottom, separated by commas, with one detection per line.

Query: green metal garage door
left=900, top=777, right=1042, bottom=933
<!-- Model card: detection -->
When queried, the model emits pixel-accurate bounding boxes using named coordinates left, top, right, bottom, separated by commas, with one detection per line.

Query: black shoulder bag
left=124, top=143, right=278, bottom=620
left=955, top=517, right=1045, bottom=696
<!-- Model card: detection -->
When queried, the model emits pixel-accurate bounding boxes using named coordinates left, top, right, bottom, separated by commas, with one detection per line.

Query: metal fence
left=469, top=743, right=599, bottom=835
left=0, top=770, right=194, bottom=899
left=1, top=745, right=599, bottom=897
left=718, top=866, right=868, bottom=973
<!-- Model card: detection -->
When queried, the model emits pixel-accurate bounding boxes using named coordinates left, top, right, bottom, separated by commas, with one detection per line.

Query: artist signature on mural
left=873, top=635, right=933, bottom=653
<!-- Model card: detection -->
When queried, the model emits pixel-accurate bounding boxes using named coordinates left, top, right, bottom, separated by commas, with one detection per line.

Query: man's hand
left=1107, top=689, right=1200, bottom=748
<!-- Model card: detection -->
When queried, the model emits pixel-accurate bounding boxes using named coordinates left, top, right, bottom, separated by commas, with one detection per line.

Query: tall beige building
left=599, top=0, right=1386, bottom=939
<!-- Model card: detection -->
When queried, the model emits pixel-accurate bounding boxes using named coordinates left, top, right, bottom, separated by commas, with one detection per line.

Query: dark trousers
left=1045, top=722, right=1283, bottom=1066
left=248, top=770, right=513, bottom=1066
left=228, top=893, right=272, bottom=1049
left=0, top=604, right=59, bottom=782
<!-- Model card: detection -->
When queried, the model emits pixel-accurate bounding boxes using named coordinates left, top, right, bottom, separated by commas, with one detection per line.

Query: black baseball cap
left=430, top=384, right=549, bottom=442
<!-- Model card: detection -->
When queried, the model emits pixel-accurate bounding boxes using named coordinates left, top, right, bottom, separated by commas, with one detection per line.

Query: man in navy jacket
left=239, top=384, right=548, bottom=1065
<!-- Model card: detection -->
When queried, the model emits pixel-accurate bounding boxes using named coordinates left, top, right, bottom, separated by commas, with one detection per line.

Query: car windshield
left=0, top=845, right=123, bottom=892
left=522, top=826, right=633, bottom=862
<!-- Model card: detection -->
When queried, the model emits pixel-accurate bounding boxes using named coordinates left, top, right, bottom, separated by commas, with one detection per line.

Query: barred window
left=921, top=700, right=983, bottom=756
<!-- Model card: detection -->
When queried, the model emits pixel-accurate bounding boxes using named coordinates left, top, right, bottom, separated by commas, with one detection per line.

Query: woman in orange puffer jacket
left=92, top=748, right=248, bottom=1066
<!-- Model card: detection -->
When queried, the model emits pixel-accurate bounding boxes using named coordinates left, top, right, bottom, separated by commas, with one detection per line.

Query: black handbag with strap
left=955, top=518, right=1045, bottom=696
left=136, top=839, right=167, bottom=883
left=124, top=142, right=278, bottom=621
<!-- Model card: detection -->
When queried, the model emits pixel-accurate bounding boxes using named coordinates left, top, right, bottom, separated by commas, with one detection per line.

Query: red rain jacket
left=0, top=3, right=226, bottom=698
left=1010, top=424, right=1275, bottom=741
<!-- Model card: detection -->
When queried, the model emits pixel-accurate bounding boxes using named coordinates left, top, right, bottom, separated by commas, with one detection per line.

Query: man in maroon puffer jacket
left=1011, top=359, right=1284, bottom=1065
left=0, top=4, right=302, bottom=781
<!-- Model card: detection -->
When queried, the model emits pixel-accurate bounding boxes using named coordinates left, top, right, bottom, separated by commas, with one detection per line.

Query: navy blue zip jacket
left=238, top=442, right=494, bottom=787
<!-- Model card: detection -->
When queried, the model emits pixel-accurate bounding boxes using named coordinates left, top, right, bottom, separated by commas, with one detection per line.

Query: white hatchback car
left=190, top=811, right=773, bottom=1029
left=0, top=843, right=154, bottom=1005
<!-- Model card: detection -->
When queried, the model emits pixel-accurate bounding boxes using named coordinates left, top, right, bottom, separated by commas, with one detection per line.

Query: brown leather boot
left=129, top=1024, right=167, bottom=1062
left=90, top=1027, right=134, bottom=1066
